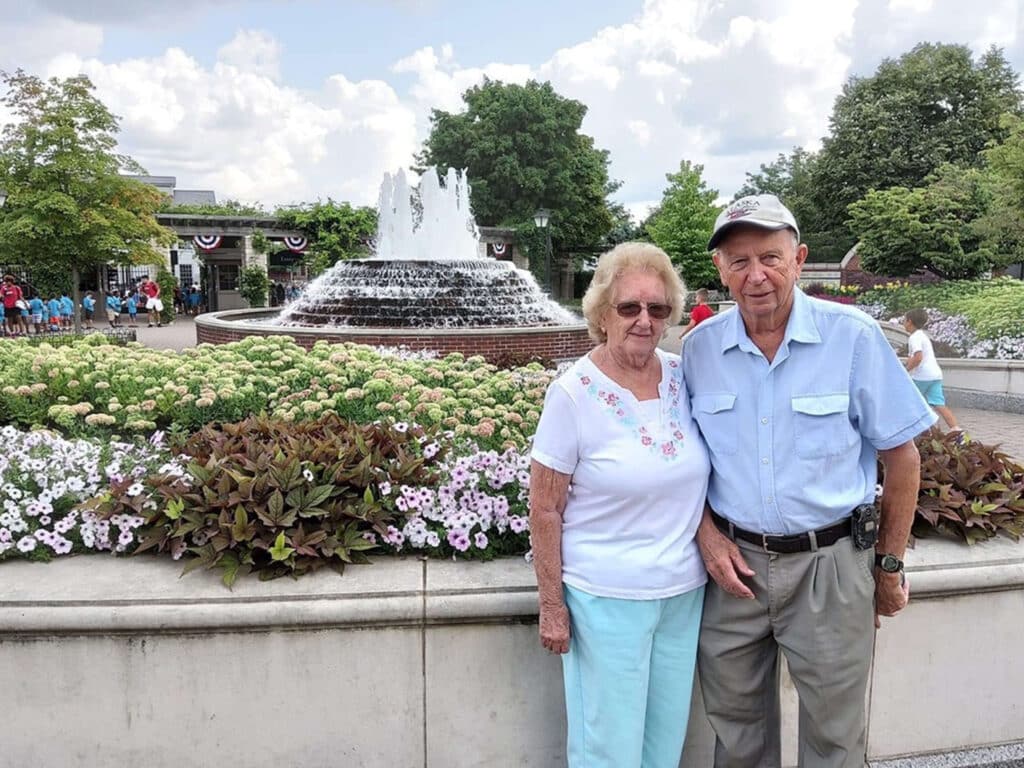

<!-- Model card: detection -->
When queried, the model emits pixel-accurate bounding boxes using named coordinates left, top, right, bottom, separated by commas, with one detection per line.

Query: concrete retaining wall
left=3, top=538, right=1024, bottom=767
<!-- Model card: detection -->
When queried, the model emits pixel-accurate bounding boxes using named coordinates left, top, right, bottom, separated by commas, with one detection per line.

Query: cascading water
left=275, top=168, right=577, bottom=329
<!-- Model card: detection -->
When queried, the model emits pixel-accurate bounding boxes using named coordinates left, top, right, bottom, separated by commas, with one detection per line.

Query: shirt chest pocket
left=791, top=393, right=857, bottom=459
left=692, top=393, right=738, bottom=456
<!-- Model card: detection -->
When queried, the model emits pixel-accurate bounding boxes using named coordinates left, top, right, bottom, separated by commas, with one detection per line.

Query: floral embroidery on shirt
left=578, top=362, right=686, bottom=460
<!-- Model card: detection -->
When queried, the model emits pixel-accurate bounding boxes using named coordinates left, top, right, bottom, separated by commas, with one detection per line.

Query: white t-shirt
left=908, top=328, right=942, bottom=381
left=531, top=348, right=709, bottom=599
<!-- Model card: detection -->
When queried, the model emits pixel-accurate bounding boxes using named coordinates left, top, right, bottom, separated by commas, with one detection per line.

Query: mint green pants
left=561, top=583, right=705, bottom=768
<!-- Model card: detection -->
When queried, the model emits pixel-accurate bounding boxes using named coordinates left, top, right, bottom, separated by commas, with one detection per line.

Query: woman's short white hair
left=581, top=242, right=686, bottom=344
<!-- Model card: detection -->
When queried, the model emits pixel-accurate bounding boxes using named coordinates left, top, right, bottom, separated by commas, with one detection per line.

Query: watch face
left=879, top=554, right=902, bottom=572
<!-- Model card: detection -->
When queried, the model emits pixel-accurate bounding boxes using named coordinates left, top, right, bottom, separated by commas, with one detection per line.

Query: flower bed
left=2, top=333, right=1023, bottom=583
left=0, top=335, right=553, bottom=450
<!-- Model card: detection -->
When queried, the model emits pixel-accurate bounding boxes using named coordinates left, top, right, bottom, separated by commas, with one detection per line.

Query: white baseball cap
left=707, top=194, right=800, bottom=250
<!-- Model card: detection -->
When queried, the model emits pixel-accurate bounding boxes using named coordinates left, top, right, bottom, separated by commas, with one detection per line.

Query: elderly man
left=681, top=195, right=935, bottom=767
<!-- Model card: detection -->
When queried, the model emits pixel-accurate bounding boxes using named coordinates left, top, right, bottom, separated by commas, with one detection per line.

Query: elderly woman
left=530, top=242, right=710, bottom=768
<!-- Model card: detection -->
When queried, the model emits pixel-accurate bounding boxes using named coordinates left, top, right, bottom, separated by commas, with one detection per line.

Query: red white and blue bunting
left=193, top=235, right=222, bottom=251
left=284, top=236, right=308, bottom=253
left=492, top=242, right=507, bottom=256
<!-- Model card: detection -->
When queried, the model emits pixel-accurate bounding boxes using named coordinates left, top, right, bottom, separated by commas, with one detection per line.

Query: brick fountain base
left=195, top=309, right=594, bottom=363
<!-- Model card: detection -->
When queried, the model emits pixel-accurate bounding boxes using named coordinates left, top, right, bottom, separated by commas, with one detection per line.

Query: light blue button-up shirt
left=681, top=288, right=936, bottom=535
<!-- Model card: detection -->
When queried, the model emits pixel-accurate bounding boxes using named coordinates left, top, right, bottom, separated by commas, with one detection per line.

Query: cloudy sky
left=0, top=0, right=1021, bottom=220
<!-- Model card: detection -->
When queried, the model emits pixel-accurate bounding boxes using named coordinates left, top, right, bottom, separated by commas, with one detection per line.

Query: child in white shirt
left=903, top=308, right=961, bottom=434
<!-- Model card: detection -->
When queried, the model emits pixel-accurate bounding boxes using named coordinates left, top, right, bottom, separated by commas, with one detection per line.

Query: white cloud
left=627, top=119, right=652, bottom=145
left=37, top=43, right=420, bottom=207
left=217, top=29, right=283, bottom=81
left=888, top=0, right=934, bottom=12
left=1, top=0, right=1020, bottom=216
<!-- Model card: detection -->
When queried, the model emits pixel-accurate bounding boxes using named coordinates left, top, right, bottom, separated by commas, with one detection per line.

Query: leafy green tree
left=274, top=200, right=377, bottom=275
left=0, top=69, right=173, bottom=330
left=603, top=201, right=649, bottom=247
left=238, top=264, right=270, bottom=307
left=645, top=161, right=721, bottom=290
left=416, top=78, right=615, bottom=265
left=155, top=266, right=177, bottom=324
left=734, top=147, right=840, bottom=258
left=977, top=113, right=1024, bottom=267
left=847, top=164, right=997, bottom=279
left=814, top=43, right=1022, bottom=250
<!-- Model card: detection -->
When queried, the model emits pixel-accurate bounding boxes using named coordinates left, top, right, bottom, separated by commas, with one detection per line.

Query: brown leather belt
left=710, top=510, right=852, bottom=554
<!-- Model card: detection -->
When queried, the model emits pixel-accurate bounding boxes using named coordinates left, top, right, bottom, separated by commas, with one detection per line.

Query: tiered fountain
left=195, top=168, right=593, bottom=362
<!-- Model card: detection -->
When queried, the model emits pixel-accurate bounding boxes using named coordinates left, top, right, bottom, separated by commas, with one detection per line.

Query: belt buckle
left=761, top=534, right=777, bottom=554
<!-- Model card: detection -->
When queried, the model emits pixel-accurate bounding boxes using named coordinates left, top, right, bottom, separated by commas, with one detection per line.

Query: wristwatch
left=875, top=553, right=904, bottom=574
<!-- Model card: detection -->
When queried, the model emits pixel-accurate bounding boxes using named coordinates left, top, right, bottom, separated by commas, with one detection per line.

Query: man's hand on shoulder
left=697, top=512, right=756, bottom=599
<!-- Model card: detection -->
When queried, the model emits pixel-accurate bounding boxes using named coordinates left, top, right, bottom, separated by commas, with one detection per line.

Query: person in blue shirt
left=125, top=292, right=138, bottom=326
left=28, top=294, right=44, bottom=334
left=59, top=292, right=74, bottom=329
left=682, top=195, right=935, bottom=768
left=105, top=293, right=122, bottom=327
left=81, top=292, right=96, bottom=330
left=47, top=296, right=62, bottom=331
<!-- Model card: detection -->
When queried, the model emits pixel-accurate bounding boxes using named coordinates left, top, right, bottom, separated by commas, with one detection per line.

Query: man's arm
left=875, top=439, right=920, bottom=624
left=696, top=504, right=756, bottom=599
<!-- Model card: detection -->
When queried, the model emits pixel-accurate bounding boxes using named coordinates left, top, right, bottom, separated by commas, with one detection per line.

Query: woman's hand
left=539, top=602, right=571, bottom=655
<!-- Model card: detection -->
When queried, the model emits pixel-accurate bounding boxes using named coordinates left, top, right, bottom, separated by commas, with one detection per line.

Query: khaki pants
left=698, top=536, right=875, bottom=768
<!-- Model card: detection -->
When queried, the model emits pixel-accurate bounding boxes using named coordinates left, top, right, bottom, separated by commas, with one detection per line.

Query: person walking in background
left=59, top=291, right=74, bottom=329
left=140, top=275, right=163, bottom=327
left=683, top=194, right=934, bottom=768
left=46, top=295, right=62, bottom=332
left=531, top=242, right=709, bottom=768
left=1, top=273, right=25, bottom=336
left=28, top=293, right=44, bottom=334
left=81, top=292, right=96, bottom=329
left=125, top=291, right=138, bottom=326
left=903, top=308, right=961, bottom=436
left=105, top=292, right=121, bottom=328
left=681, top=287, right=714, bottom=336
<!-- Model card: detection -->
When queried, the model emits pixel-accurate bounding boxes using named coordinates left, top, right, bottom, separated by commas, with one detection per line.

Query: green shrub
left=238, top=265, right=270, bottom=307
left=860, top=278, right=1024, bottom=339
left=79, top=413, right=447, bottom=586
left=902, top=427, right=1024, bottom=543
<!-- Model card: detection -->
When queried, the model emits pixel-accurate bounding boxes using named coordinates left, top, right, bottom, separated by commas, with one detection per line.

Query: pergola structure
left=155, top=214, right=308, bottom=311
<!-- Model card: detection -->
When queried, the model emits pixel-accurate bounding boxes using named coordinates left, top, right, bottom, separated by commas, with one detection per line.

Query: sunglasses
left=614, top=301, right=672, bottom=320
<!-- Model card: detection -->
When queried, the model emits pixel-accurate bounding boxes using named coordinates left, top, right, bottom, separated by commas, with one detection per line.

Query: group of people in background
left=269, top=281, right=303, bottom=307
left=1, top=273, right=206, bottom=336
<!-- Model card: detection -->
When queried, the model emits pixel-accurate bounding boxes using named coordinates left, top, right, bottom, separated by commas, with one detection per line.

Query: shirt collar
left=720, top=286, right=822, bottom=353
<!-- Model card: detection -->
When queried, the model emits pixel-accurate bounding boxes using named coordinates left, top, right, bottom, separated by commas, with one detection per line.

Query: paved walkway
left=135, top=317, right=1024, bottom=462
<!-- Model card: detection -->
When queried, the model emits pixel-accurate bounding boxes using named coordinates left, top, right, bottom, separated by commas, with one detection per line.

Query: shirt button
left=761, top=417, right=769, bottom=425
left=761, top=457, right=769, bottom=465
left=766, top=496, right=773, bottom=503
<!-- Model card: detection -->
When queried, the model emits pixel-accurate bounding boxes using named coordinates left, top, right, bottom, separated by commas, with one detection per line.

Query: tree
left=977, top=113, right=1024, bottom=266
left=416, top=79, right=615, bottom=266
left=645, top=161, right=721, bottom=290
left=847, top=164, right=997, bottom=279
left=0, top=70, right=174, bottom=330
left=734, top=147, right=836, bottom=256
left=274, top=200, right=377, bottom=275
left=238, top=264, right=270, bottom=307
left=813, top=43, right=1022, bottom=250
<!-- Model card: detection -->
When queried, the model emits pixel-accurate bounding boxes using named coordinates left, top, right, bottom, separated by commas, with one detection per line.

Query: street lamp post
left=532, top=208, right=553, bottom=297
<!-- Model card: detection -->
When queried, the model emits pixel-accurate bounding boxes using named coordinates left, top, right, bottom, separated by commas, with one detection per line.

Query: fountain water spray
left=276, top=168, right=576, bottom=329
